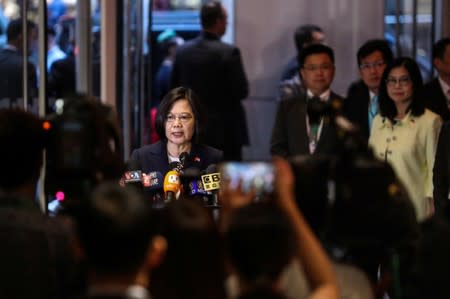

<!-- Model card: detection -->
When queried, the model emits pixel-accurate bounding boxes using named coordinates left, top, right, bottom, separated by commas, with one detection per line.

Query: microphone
left=142, top=171, right=164, bottom=189
left=187, top=179, right=208, bottom=197
left=179, top=152, right=190, bottom=169
left=142, top=171, right=165, bottom=207
left=201, top=164, right=221, bottom=192
left=164, top=170, right=181, bottom=202
left=201, top=164, right=221, bottom=206
left=168, top=161, right=182, bottom=173
left=307, top=96, right=325, bottom=126
left=122, top=159, right=143, bottom=190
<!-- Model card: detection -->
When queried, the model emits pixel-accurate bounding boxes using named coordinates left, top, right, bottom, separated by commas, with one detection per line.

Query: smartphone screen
left=219, top=162, right=275, bottom=195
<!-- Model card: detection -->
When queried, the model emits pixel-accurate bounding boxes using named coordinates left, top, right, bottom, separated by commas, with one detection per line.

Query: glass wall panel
left=384, top=0, right=435, bottom=80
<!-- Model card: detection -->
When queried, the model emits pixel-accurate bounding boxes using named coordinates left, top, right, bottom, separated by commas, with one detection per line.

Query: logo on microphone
left=201, top=173, right=221, bottom=191
left=124, top=170, right=142, bottom=183
left=142, top=172, right=162, bottom=187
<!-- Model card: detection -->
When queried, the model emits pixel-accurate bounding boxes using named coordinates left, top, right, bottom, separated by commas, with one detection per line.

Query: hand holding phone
left=219, top=162, right=275, bottom=195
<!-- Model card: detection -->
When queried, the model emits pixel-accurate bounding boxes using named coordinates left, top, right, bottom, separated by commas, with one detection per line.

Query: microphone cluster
left=122, top=152, right=221, bottom=207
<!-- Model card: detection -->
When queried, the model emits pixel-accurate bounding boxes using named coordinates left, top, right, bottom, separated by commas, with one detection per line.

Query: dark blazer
left=130, top=140, right=223, bottom=174
left=0, top=48, right=37, bottom=103
left=342, top=80, right=371, bottom=141
left=171, top=31, right=249, bottom=151
left=48, top=55, right=76, bottom=98
left=422, top=78, right=450, bottom=121
left=270, top=92, right=344, bottom=157
left=433, top=121, right=450, bottom=211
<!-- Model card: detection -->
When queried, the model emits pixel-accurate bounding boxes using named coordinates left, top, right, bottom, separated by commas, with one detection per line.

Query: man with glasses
left=271, top=44, right=343, bottom=157
left=342, top=39, right=394, bottom=141
left=423, top=38, right=450, bottom=121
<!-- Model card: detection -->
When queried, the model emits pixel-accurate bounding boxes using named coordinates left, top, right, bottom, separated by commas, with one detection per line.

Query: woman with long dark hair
left=369, top=57, right=442, bottom=221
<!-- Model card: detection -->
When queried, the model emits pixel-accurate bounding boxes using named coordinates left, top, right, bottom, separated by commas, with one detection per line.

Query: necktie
left=368, top=95, right=378, bottom=129
left=307, top=96, right=323, bottom=125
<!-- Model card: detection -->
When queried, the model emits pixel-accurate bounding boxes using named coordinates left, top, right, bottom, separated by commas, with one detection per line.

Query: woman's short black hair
left=155, top=86, right=205, bottom=143
left=378, top=57, right=425, bottom=121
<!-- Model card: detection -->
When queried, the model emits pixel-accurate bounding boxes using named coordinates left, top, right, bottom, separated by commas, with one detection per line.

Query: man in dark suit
left=433, top=121, right=450, bottom=212
left=0, top=19, right=38, bottom=106
left=171, top=1, right=249, bottom=161
left=342, top=39, right=394, bottom=141
left=271, top=44, right=343, bottom=157
left=48, top=54, right=76, bottom=97
left=423, top=38, right=450, bottom=121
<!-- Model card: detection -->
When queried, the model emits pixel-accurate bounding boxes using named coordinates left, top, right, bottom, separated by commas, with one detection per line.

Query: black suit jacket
left=0, top=48, right=37, bottom=102
left=171, top=31, right=249, bottom=149
left=48, top=55, right=76, bottom=98
left=270, top=92, right=343, bottom=157
left=422, top=78, right=450, bottom=121
left=433, top=121, right=450, bottom=210
left=130, top=140, right=223, bottom=175
left=342, top=80, right=371, bottom=141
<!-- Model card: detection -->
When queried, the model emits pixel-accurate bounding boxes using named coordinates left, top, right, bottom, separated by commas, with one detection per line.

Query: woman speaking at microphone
left=130, top=86, right=223, bottom=175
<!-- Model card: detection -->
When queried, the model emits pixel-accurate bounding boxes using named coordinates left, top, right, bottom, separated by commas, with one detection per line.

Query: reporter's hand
left=272, top=156, right=296, bottom=209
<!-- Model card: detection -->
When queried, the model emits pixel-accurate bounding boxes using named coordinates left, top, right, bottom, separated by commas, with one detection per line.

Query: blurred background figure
left=47, top=0, right=67, bottom=28
left=278, top=24, right=325, bottom=101
left=46, top=26, right=66, bottom=71
left=154, top=29, right=184, bottom=106
left=0, top=19, right=38, bottom=107
left=422, top=38, right=450, bottom=121
left=171, top=1, right=249, bottom=161
left=0, top=1, right=9, bottom=48
left=433, top=121, right=450, bottom=212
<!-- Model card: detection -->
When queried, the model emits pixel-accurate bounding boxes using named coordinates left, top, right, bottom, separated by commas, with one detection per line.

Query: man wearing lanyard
left=271, top=44, right=343, bottom=157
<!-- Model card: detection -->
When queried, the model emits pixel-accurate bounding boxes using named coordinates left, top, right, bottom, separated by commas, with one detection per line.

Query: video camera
left=44, top=94, right=124, bottom=213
